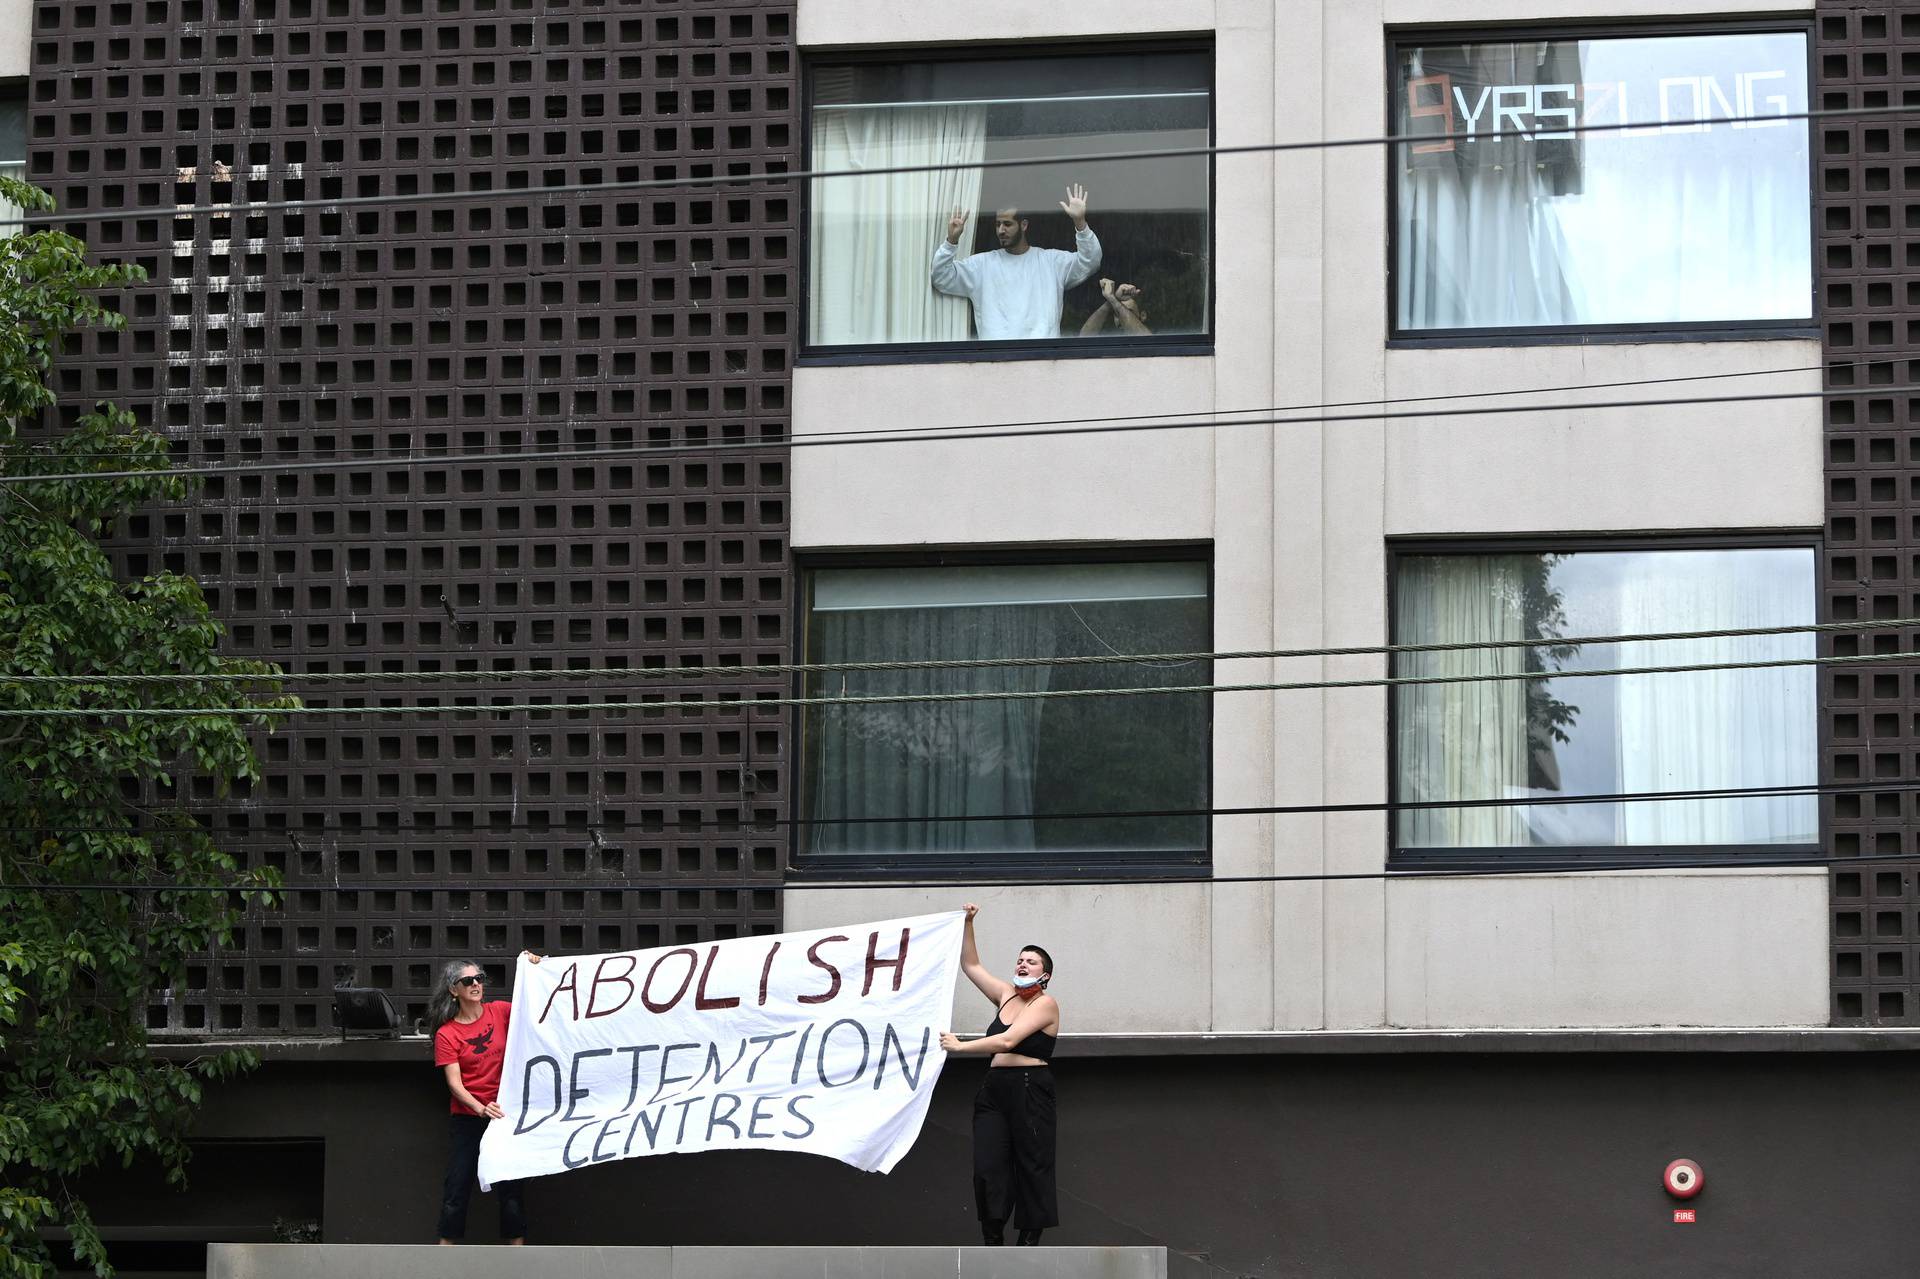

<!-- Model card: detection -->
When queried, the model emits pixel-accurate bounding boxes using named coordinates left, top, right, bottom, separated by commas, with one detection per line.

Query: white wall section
left=0, top=0, right=29, bottom=80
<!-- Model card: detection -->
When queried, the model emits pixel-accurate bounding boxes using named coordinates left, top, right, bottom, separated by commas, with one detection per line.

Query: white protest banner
left=477, top=911, right=964, bottom=1188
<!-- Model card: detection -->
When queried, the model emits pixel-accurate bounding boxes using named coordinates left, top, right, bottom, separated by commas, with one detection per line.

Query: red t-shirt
left=433, top=1001, right=512, bottom=1116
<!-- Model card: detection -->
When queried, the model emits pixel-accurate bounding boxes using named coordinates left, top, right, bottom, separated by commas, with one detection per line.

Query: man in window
left=931, top=184, right=1101, bottom=340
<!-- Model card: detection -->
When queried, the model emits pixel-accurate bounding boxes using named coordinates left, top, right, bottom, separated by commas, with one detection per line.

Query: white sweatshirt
left=929, top=226, right=1103, bottom=340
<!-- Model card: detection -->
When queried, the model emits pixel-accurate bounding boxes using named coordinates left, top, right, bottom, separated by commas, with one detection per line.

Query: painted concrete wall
left=788, top=0, right=1829, bottom=1031
left=0, top=0, right=28, bottom=80
left=96, top=1054, right=1920, bottom=1278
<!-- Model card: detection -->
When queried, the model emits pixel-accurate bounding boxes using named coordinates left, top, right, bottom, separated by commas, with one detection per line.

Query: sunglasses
left=454, top=975, right=484, bottom=988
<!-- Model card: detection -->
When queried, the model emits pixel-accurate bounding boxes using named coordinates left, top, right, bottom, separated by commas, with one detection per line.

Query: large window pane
left=807, top=52, right=1211, bottom=350
left=802, top=561, right=1210, bottom=862
left=1393, top=31, right=1811, bottom=331
left=1393, top=548, right=1816, bottom=855
left=0, top=95, right=25, bottom=235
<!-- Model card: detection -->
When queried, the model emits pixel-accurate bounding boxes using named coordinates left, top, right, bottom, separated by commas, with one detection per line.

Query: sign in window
left=1392, top=30, right=1812, bottom=334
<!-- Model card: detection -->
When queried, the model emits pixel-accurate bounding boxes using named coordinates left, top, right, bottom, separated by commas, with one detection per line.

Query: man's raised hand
left=947, top=208, right=968, bottom=245
left=1059, top=183, right=1089, bottom=228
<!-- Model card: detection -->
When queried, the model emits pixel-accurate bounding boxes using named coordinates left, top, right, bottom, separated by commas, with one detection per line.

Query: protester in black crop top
left=940, top=903, right=1060, bottom=1247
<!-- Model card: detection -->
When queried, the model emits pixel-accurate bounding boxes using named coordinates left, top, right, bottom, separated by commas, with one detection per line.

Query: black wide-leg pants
left=972, top=1066, right=1059, bottom=1229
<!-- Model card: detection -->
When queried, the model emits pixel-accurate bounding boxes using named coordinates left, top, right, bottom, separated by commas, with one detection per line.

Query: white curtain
left=1616, top=562, right=1816, bottom=845
left=1395, top=557, right=1532, bottom=848
left=808, top=98, right=987, bottom=345
left=0, top=162, right=26, bottom=237
left=1397, top=157, right=1579, bottom=329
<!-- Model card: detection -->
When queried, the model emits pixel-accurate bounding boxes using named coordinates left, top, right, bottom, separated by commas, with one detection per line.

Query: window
left=806, top=49, right=1211, bottom=357
left=799, top=558, right=1211, bottom=872
left=1391, top=27, right=1812, bottom=335
left=1391, top=544, right=1816, bottom=864
left=0, top=93, right=25, bottom=233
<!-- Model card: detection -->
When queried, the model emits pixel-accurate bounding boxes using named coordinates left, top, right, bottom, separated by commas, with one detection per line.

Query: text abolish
left=531, top=926, right=922, bottom=1024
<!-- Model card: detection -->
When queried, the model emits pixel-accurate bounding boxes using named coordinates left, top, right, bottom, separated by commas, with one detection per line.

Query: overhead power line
left=1, top=615, right=1903, bottom=688
left=39, top=356, right=1867, bottom=466
left=3, top=778, right=1898, bottom=842
left=0, top=649, right=1900, bottom=719
left=1, top=101, right=1880, bottom=231
left=0, top=849, right=1893, bottom=897
left=0, top=385, right=1844, bottom=486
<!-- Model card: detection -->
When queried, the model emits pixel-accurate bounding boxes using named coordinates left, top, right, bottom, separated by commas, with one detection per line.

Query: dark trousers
left=972, top=1066, right=1058, bottom=1230
left=437, top=1113, right=527, bottom=1241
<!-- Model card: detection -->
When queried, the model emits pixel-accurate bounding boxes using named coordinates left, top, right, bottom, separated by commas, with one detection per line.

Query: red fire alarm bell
left=1663, top=1158, right=1703, bottom=1200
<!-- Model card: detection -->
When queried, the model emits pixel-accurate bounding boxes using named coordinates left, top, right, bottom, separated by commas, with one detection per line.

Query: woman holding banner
left=940, top=904, right=1060, bottom=1247
left=431, top=953, right=539, bottom=1245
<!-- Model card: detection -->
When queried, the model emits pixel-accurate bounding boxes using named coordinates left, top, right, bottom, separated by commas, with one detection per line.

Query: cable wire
left=0, top=850, right=1894, bottom=896
left=0, top=650, right=1905, bottom=718
left=0, top=615, right=1902, bottom=688
left=1, top=101, right=1882, bottom=231
left=0, top=385, right=1846, bottom=485
left=33, top=356, right=1866, bottom=465
left=4, top=778, right=1905, bottom=841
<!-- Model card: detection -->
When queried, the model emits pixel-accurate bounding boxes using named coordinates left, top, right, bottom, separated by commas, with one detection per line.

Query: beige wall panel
left=1384, top=869, right=1830, bottom=1027
left=0, top=0, right=28, bottom=81
left=1385, top=0, right=1809, bottom=21
left=798, top=0, right=1216, bottom=47
left=1382, top=346, right=1823, bottom=536
left=791, top=360, right=1218, bottom=550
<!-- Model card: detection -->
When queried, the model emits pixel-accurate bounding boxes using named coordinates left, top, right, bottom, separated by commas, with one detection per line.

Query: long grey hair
left=428, top=958, right=482, bottom=1030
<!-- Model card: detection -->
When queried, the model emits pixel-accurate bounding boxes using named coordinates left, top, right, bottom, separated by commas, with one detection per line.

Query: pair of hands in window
left=945, top=185, right=1091, bottom=242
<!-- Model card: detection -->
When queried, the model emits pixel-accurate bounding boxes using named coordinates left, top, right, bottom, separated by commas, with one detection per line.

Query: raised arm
left=1110, top=284, right=1151, bottom=335
left=959, top=903, right=1012, bottom=1005
left=931, top=208, right=981, bottom=299
left=1057, top=184, right=1101, bottom=287
left=1080, top=280, right=1117, bottom=336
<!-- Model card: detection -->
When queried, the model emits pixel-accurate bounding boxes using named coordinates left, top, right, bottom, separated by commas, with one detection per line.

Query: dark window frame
left=1385, top=531, right=1823, bottom=871
left=0, top=80, right=28, bottom=169
left=1383, top=16, right=1819, bottom=348
left=788, top=542, right=1216, bottom=881
left=797, top=39, right=1219, bottom=367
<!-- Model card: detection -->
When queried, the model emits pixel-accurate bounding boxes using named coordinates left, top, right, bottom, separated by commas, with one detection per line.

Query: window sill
left=1390, top=844, right=1824, bottom=874
left=798, top=339, right=1214, bottom=368
left=1387, top=324, right=1820, bottom=349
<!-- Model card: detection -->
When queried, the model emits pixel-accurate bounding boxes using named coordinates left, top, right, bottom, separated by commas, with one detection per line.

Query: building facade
left=18, top=0, right=1920, bottom=1275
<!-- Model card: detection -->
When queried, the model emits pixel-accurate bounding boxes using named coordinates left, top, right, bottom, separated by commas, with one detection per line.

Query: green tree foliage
left=0, top=178, right=293, bottom=1277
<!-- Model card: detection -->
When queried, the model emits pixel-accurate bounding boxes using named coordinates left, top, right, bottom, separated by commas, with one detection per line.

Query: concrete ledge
left=1060, top=1028, right=1920, bottom=1055
left=207, top=1244, right=1168, bottom=1279
left=156, top=1026, right=1920, bottom=1063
